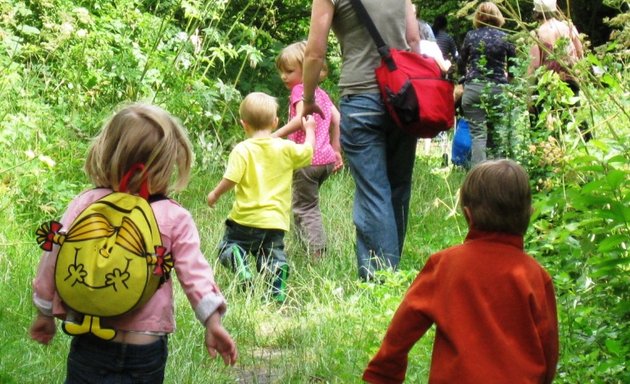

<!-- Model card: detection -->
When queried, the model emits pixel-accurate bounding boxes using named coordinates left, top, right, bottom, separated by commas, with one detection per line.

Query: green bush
left=1, top=0, right=628, bottom=382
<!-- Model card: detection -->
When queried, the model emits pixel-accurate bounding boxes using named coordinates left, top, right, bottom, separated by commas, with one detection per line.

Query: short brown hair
left=239, top=92, right=278, bottom=131
left=85, top=103, right=193, bottom=195
left=473, top=2, right=505, bottom=28
left=460, top=159, right=532, bottom=235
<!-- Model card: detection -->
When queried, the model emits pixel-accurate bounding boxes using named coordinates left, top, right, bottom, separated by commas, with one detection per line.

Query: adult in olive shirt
left=301, top=0, right=420, bottom=281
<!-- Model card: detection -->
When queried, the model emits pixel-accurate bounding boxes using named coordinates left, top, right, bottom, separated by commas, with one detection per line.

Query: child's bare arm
left=329, top=105, right=341, bottom=152
left=207, top=178, right=236, bottom=208
left=272, top=116, right=303, bottom=138
left=301, top=115, right=316, bottom=150
left=273, top=101, right=305, bottom=138
left=204, top=311, right=237, bottom=365
left=329, top=105, right=344, bottom=172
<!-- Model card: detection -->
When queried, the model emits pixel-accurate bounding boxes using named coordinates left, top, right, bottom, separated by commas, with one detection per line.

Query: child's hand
left=30, top=313, right=56, bottom=345
left=333, top=151, right=344, bottom=173
left=205, top=312, right=237, bottom=366
left=301, top=115, right=316, bottom=132
left=207, top=191, right=219, bottom=208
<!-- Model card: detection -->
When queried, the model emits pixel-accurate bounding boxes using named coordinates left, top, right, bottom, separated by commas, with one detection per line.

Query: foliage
left=1, top=0, right=629, bottom=382
left=529, top=140, right=629, bottom=382
left=498, top=3, right=629, bottom=381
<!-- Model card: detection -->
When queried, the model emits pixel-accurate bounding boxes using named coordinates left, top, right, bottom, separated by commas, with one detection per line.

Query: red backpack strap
left=119, top=163, right=149, bottom=199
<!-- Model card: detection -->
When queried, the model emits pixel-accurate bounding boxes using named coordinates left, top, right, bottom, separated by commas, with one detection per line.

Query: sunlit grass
left=2, top=148, right=465, bottom=383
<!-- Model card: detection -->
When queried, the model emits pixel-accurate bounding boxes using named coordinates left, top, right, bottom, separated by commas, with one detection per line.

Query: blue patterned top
left=458, top=26, right=515, bottom=84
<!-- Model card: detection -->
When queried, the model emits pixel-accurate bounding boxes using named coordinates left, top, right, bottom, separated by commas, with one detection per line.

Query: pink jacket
left=288, top=84, right=337, bottom=166
left=32, top=188, right=226, bottom=333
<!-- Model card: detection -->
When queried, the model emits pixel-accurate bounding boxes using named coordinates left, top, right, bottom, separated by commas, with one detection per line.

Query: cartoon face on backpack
left=36, top=192, right=173, bottom=340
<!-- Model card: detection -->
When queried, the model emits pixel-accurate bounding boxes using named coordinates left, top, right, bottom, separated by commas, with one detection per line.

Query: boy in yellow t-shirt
left=207, top=92, right=315, bottom=302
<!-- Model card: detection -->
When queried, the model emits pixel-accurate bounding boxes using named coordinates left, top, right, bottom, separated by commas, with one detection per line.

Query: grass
left=1, top=144, right=466, bottom=383
left=1, top=1, right=627, bottom=381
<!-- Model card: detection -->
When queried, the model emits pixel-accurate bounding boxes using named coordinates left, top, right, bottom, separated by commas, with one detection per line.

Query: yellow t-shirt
left=224, top=137, right=313, bottom=231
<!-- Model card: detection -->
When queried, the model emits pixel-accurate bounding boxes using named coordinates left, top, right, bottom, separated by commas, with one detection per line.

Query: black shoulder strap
left=348, top=0, right=390, bottom=58
left=148, top=194, right=169, bottom=203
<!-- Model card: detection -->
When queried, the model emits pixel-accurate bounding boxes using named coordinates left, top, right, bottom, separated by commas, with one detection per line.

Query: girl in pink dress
left=274, top=41, right=343, bottom=260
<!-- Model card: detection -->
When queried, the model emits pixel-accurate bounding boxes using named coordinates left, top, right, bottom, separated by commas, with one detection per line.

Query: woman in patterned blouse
left=457, top=2, right=515, bottom=166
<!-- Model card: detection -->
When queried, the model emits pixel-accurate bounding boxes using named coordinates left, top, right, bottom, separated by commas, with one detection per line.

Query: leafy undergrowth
left=1, top=0, right=628, bottom=382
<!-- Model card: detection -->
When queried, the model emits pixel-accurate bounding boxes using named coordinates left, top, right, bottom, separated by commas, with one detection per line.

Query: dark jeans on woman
left=66, top=334, right=168, bottom=384
left=339, top=93, right=416, bottom=281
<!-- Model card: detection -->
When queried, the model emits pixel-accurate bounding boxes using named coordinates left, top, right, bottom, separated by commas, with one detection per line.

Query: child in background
left=419, top=37, right=451, bottom=73
left=364, top=159, right=558, bottom=384
left=273, top=41, right=343, bottom=260
left=207, top=92, right=315, bottom=302
left=414, top=10, right=451, bottom=158
left=30, top=103, right=237, bottom=382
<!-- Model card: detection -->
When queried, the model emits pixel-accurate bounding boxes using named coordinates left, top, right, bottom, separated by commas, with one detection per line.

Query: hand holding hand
left=30, top=313, right=56, bottom=345
left=205, top=312, right=237, bottom=366
left=301, top=114, right=316, bottom=132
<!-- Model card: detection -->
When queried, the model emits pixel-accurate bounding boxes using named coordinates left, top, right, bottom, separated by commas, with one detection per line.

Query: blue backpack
left=451, top=118, right=471, bottom=167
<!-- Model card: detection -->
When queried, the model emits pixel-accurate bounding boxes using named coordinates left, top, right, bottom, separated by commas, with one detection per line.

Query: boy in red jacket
left=363, top=159, right=558, bottom=384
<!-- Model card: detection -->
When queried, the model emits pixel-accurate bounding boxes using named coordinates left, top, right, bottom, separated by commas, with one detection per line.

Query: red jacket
left=364, top=230, right=558, bottom=384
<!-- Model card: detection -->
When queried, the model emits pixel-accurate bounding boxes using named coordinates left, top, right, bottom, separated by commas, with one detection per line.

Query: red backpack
left=375, top=49, right=455, bottom=138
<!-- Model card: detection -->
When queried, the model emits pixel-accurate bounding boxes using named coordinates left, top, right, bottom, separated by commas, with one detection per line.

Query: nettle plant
left=1, top=0, right=287, bottom=218
left=4, top=0, right=282, bottom=134
left=524, top=37, right=629, bottom=384
left=528, top=138, right=629, bottom=381
left=478, top=3, right=630, bottom=381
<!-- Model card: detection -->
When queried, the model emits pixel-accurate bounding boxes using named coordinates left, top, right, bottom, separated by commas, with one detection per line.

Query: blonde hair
left=473, top=2, right=505, bottom=28
left=239, top=92, right=278, bottom=131
left=275, top=40, right=328, bottom=82
left=85, top=103, right=193, bottom=195
left=460, top=159, right=532, bottom=235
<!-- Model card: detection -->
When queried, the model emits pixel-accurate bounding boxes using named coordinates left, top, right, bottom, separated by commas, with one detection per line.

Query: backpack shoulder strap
left=148, top=194, right=169, bottom=203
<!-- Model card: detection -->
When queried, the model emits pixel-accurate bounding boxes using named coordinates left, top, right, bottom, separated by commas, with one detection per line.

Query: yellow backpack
left=36, top=165, right=173, bottom=340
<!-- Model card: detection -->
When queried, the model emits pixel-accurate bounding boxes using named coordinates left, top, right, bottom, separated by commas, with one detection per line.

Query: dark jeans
left=66, top=334, right=168, bottom=384
left=218, top=219, right=288, bottom=277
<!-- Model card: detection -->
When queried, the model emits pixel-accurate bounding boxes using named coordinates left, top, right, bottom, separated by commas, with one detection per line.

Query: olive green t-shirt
left=331, top=0, right=410, bottom=96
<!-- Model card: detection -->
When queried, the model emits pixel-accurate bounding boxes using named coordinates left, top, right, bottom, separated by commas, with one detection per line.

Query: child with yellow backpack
left=30, top=103, right=237, bottom=382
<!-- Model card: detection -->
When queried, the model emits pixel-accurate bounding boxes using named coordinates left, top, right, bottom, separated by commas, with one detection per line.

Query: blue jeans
left=339, top=93, right=417, bottom=280
left=66, top=334, right=168, bottom=384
